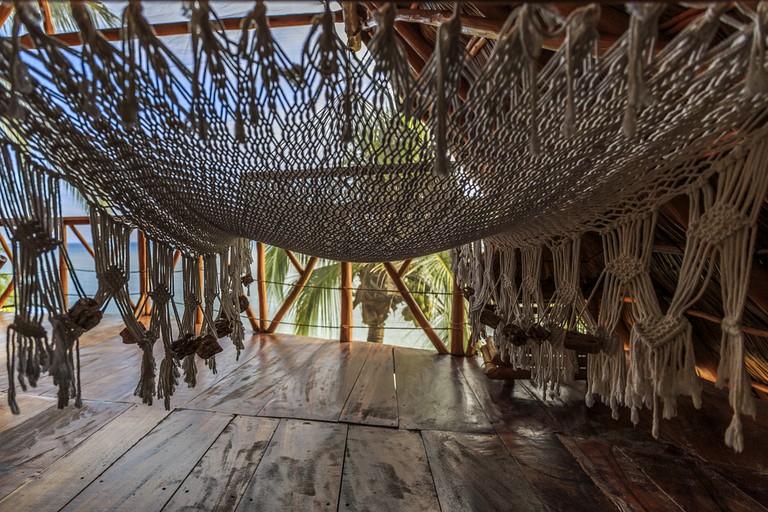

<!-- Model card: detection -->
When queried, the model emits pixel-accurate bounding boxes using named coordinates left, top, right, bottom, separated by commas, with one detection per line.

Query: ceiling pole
left=0, top=1, right=13, bottom=30
left=39, top=0, right=54, bottom=34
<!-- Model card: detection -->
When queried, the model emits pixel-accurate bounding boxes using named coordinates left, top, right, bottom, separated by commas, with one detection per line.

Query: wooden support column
left=59, top=227, right=68, bottom=309
left=196, top=255, right=204, bottom=327
left=450, top=282, right=465, bottom=356
left=340, top=261, right=353, bottom=343
left=256, top=242, right=268, bottom=332
left=267, top=257, right=318, bottom=334
left=383, top=262, right=449, bottom=355
left=137, top=231, right=150, bottom=317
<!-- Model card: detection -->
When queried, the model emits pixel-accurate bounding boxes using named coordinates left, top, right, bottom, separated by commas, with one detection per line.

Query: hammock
left=1, top=1, right=767, bottom=451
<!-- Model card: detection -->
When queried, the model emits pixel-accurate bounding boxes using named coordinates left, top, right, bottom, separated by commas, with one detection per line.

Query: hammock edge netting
left=1, top=1, right=768, bottom=451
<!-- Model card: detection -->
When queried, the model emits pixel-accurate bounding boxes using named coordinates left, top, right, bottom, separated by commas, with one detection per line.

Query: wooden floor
left=0, top=314, right=767, bottom=511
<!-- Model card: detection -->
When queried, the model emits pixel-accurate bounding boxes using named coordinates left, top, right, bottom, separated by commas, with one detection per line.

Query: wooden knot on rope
left=10, top=317, right=46, bottom=339
left=594, top=325, right=619, bottom=354
left=50, top=313, right=85, bottom=345
left=721, top=317, right=743, bottom=337
left=68, top=297, right=103, bottom=332
left=688, top=203, right=750, bottom=247
left=148, top=286, right=172, bottom=306
left=633, top=315, right=689, bottom=350
left=12, top=220, right=59, bottom=254
left=605, top=255, right=644, bottom=283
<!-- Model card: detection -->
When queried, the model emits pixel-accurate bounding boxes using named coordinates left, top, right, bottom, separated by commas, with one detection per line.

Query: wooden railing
left=0, top=217, right=468, bottom=356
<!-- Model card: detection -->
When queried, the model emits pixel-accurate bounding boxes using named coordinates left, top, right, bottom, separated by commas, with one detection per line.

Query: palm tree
left=0, top=2, right=118, bottom=36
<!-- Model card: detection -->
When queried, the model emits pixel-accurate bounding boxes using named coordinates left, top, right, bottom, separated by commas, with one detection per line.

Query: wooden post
left=256, top=242, right=268, bottom=332
left=39, top=0, right=55, bottom=34
left=383, top=262, right=449, bottom=355
left=340, top=261, right=353, bottom=342
left=0, top=3, right=13, bottom=30
left=196, top=255, right=203, bottom=327
left=0, top=280, right=14, bottom=309
left=137, top=231, right=150, bottom=317
left=59, top=227, right=68, bottom=309
left=450, top=282, right=465, bottom=356
left=267, top=257, right=318, bottom=333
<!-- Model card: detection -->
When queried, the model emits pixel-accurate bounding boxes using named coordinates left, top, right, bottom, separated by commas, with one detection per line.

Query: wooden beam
left=397, top=259, right=411, bottom=277
left=340, top=261, right=353, bottom=343
left=685, top=309, right=768, bottom=339
left=285, top=250, right=304, bottom=274
left=0, top=2, right=12, bottom=30
left=136, top=231, right=150, bottom=317
left=39, top=0, right=54, bottom=34
left=17, top=10, right=342, bottom=49
left=256, top=242, right=268, bottom=332
left=267, top=256, right=318, bottom=334
left=69, top=225, right=95, bottom=258
left=383, top=261, right=449, bottom=355
left=450, top=282, right=465, bottom=356
left=59, top=227, right=68, bottom=308
left=0, top=280, right=14, bottom=309
left=0, top=231, right=13, bottom=263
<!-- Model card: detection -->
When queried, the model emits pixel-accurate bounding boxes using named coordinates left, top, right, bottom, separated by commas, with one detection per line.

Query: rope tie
left=689, top=202, right=750, bottom=247
left=521, top=276, right=538, bottom=296
left=633, top=315, right=689, bottom=350
left=12, top=220, right=59, bottom=255
left=10, top=318, right=46, bottom=339
left=101, top=266, right=129, bottom=295
left=721, top=317, right=743, bottom=338
left=148, top=285, right=173, bottom=306
left=605, top=255, right=645, bottom=283
left=557, top=284, right=578, bottom=306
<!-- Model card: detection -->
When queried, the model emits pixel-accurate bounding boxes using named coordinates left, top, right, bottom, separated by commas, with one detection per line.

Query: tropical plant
left=0, top=1, right=118, bottom=36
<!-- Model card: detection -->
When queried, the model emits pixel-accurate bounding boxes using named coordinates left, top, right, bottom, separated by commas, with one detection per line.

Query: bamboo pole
left=196, top=255, right=203, bottom=327
left=137, top=231, right=150, bottom=317
left=59, top=227, right=68, bottom=309
left=450, top=282, right=465, bottom=356
left=0, top=231, right=12, bottom=263
left=383, top=261, right=449, bottom=355
left=39, top=0, right=54, bottom=34
left=0, top=280, right=14, bottom=309
left=340, top=261, right=353, bottom=343
left=69, top=225, right=95, bottom=258
left=0, top=2, right=13, bottom=30
left=267, top=257, right=318, bottom=333
left=285, top=250, right=304, bottom=274
left=256, top=242, right=268, bottom=332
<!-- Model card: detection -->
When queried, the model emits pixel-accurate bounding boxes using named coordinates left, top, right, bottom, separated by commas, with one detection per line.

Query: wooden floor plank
left=456, top=357, right=616, bottom=512
left=558, top=435, right=682, bottom=511
left=236, top=419, right=347, bottom=511
left=0, top=405, right=171, bottom=511
left=339, top=425, right=439, bottom=512
left=0, top=400, right=130, bottom=500
left=423, top=430, right=545, bottom=512
left=394, top=347, right=491, bottom=433
left=62, top=409, right=233, bottom=512
left=612, top=441, right=767, bottom=512
left=259, top=342, right=371, bottom=421
left=0, top=393, right=56, bottom=430
left=164, top=415, right=280, bottom=512
left=339, top=344, right=398, bottom=427
left=187, top=338, right=331, bottom=415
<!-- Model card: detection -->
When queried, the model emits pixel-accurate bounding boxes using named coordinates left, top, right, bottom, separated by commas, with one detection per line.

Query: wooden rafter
left=0, top=2, right=12, bottom=30
left=383, top=261, right=449, bottom=354
left=39, top=0, right=54, bottom=34
left=267, top=256, right=318, bottom=334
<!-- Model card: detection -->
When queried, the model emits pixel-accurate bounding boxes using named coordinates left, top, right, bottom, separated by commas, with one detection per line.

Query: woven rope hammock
left=2, top=1, right=768, bottom=451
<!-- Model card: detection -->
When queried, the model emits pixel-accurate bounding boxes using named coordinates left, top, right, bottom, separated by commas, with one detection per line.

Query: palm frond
left=294, top=261, right=341, bottom=338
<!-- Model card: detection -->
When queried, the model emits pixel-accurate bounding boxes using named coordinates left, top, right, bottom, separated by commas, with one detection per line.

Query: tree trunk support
left=340, top=261, right=353, bottom=342
left=267, top=256, right=318, bottom=334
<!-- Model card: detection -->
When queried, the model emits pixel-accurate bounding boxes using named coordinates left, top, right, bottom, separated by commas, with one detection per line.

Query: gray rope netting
left=1, top=1, right=768, bottom=450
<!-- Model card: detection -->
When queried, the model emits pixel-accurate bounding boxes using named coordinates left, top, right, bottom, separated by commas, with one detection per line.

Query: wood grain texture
left=423, top=430, right=545, bottom=512
left=339, top=425, right=440, bottom=512
left=62, top=409, right=232, bottom=512
left=339, top=343, right=398, bottom=427
left=0, top=393, right=56, bottom=430
left=187, top=338, right=331, bottom=415
left=558, top=435, right=681, bottom=511
left=394, top=347, right=491, bottom=432
left=165, top=415, right=280, bottom=512
left=236, top=419, right=347, bottom=511
left=0, top=400, right=130, bottom=500
left=0, top=405, right=171, bottom=511
left=456, top=357, right=616, bottom=512
left=259, top=341, right=371, bottom=421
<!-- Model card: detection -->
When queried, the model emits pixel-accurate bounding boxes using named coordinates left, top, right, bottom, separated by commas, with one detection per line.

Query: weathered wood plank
left=259, top=342, right=371, bottom=421
left=339, top=343, right=398, bottom=427
left=0, top=393, right=56, bottom=430
left=612, top=441, right=767, bottom=512
left=0, top=400, right=130, bottom=500
left=339, top=425, right=439, bottom=512
left=456, top=357, right=616, bottom=512
left=423, top=430, right=545, bottom=512
left=62, top=409, right=233, bottom=512
left=188, top=338, right=331, bottom=415
left=0, top=405, right=171, bottom=511
left=164, top=415, right=280, bottom=512
left=236, top=419, right=347, bottom=511
left=558, top=435, right=682, bottom=511
left=394, top=347, right=491, bottom=433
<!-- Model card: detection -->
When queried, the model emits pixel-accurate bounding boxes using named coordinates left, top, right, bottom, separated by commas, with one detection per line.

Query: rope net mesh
left=1, top=1, right=768, bottom=450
